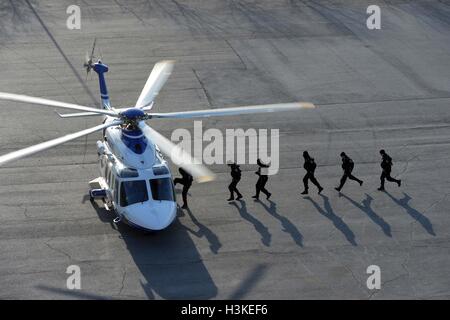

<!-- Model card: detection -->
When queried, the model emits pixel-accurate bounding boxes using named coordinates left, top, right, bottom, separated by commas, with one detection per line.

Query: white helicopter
left=0, top=48, right=315, bottom=231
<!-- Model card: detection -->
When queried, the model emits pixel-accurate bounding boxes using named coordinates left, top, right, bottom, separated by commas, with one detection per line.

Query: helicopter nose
left=123, top=201, right=177, bottom=231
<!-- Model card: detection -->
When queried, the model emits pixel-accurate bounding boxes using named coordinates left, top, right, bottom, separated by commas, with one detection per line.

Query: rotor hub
left=120, top=108, right=146, bottom=122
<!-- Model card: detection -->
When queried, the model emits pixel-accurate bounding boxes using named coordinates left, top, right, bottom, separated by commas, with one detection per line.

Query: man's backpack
left=348, top=158, right=354, bottom=171
left=310, top=158, right=317, bottom=171
left=381, top=155, right=393, bottom=170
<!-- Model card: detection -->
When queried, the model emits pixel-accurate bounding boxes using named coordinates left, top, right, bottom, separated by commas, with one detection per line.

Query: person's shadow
left=304, top=195, right=357, bottom=246
left=229, top=200, right=271, bottom=247
left=339, top=193, right=392, bottom=237
left=183, top=208, right=222, bottom=254
left=257, top=199, right=303, bottom=247
left=385, top=192, right=436, bottom=236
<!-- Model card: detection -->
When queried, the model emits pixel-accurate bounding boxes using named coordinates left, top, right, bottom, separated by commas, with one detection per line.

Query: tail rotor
left=83, top=38, right=97, bottom=80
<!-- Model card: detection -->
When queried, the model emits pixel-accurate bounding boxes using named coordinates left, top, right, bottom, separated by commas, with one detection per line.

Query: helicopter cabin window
left=120, top=180, right=149, bottom=207
left=114, top=179, right=119, bottom=204
left=110, top=174, right=116, bottom=192
left=149, top=178, right=175, bottom=201
left=108, top=169, right=113, bottom=186
left=105, top=165, right=110, bottom=184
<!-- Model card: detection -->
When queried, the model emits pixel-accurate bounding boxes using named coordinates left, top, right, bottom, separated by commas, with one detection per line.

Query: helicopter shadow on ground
left=256, top=199, right=303, bottom=247
left=227, top=263, right=268, bottom=299
left=304, top=195, right=357, bottom=246
left=35, top=285, right=112, bottom=299
left=229, top=200, right=271, bottom=247
left=85, top=197, right=217, bottom=299
left=82, top=195, right=118, bottom=230
left=339, top=193, right=392, bottom=237
left=384, top=191, right=436, bottom=236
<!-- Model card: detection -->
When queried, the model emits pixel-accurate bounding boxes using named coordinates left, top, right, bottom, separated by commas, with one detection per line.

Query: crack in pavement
left=225, top=39, right=248, bottom=70
left=396, top=154, right=420, bottom=178
left=23, top=207, right=29, bottom=219
left=192, top=68, right=213, bottom=107
left=117, top=266, right=127, bottom=296
left=424, top=192, right=450, bottom=213
left=44, top=240, right=73, bottom=261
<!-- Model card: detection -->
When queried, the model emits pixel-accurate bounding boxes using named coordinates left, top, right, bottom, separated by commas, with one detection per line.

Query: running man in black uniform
left=174, top=167, right=193, bottom=209
left=301, top=151, right=323, bottom=195
left=252, top=159, right=271, bottom=200
left=378, top=149, right=401, bottom=191
left=335, top=152, right=363, bottom=192
left=227, top=162, right=243, bottom=201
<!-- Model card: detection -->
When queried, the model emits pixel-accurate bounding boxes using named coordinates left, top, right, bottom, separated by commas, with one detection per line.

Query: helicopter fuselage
left=90, top=116, right=177, bottom=231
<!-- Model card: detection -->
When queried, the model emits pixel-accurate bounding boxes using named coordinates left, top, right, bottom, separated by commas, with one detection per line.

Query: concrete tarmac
left=0, top=0, right=449, bottom=299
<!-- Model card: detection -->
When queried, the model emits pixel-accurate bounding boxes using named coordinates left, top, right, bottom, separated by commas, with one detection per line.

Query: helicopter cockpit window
left=149, top=178, right=175, bottom=201
left=120, top=180, right=149, bottom=207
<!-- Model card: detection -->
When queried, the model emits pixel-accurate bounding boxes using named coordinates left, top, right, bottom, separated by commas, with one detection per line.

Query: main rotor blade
left=148, top=102, right=315, bottom=119
left=55, top=111, right=102, bottom=118
left=56, top=104, right=154, bottom=119
left=138, top=121, right=215, bottom=183
left=0, top=92, right=118, bottom=117
left=0, top=120, right=123, bottom=166
left=135, top=60, right=175, bottom=109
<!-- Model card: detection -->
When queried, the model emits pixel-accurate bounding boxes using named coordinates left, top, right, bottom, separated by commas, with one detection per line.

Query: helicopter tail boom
left=93, top=62, right=111, bottom=110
